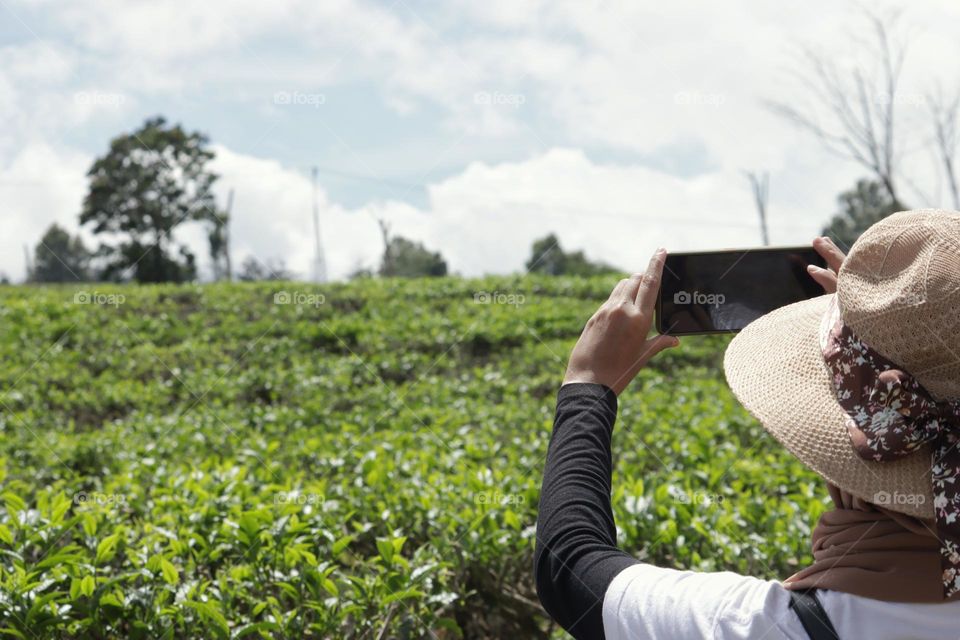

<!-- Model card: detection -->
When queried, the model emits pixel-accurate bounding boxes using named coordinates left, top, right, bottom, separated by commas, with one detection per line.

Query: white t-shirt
left=602, top=563, right=960, bottom=639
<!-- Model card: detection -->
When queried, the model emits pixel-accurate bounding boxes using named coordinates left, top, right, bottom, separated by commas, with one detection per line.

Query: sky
left=2, top=0, right=960, bottom=281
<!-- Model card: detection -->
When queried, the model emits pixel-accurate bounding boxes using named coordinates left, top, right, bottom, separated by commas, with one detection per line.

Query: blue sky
left=2, top=0, right=959, bottom=281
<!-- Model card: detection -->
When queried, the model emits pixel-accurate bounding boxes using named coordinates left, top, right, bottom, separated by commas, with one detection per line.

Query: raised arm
left=534, top=249, right=679, bottom=638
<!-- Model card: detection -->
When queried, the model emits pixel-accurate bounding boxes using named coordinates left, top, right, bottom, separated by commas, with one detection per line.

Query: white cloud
left=3, top=0, right=960, bottom=284
left=0, top=143, right=90, bottom=279
left=211, top=145, right=830, bottom=281
left=414, top=148, right=825, bottom=275
left=209, top=145, right=383, bottom=280
left=55, top=0, right=285, bottom=59
left=2, top=142, right=828, bottom=283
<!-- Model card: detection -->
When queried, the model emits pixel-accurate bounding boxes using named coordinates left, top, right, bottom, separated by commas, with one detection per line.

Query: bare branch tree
left=767, top=9, right=909, bottom=207
left=744, top=171, right=770, bottom=246
left=928, top=85, right=960, bottom=210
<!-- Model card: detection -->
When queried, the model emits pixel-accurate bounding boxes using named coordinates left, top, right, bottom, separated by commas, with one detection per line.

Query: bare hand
left=807, top=236, right=846, bottom=293
left=562, top=248, right=680, bottom=395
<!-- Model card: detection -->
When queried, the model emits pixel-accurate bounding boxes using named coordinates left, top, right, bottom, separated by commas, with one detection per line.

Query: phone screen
left=656, top=247, right=827, bottom=335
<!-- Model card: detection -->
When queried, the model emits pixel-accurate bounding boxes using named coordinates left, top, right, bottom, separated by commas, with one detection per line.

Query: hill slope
left=0, top=277, right=824, bottom=638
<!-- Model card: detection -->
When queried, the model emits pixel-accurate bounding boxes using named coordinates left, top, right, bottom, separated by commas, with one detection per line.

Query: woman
left=535, top=209, right=960, bottom=639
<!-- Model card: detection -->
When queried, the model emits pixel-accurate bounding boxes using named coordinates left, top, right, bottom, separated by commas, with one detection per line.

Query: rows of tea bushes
left=0, top=277, right=825, bottom=638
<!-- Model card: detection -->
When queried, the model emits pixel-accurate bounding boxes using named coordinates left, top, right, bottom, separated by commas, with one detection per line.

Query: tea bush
left=0, top=277, right=825, bottom=638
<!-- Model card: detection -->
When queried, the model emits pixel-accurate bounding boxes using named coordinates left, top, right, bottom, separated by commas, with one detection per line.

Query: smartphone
left=655, top=246, right=827, bottom=335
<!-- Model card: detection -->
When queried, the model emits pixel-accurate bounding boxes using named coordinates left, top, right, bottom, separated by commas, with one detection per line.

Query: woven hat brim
left=723, top=294, right=934, bottom=519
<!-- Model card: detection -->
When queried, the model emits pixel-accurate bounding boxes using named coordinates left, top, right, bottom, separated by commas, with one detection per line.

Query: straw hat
left=724, top=209, right=960, bottom=518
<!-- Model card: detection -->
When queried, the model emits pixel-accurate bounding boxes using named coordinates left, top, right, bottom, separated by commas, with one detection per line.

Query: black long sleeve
left=534, top=383, right=638, bottom=639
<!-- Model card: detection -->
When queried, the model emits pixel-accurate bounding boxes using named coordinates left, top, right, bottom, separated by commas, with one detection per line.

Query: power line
left=305, top=166, right=817, bottom=232
left=458, top=197, right=818, bottom=232
left=309, top=164, right=426, bottom=192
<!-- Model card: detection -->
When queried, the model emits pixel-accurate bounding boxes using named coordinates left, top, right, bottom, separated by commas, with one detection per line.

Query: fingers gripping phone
left=655, top=247, right=827, bottom=335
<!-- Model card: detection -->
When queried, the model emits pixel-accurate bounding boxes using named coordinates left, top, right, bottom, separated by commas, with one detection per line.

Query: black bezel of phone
left=655, top=246, right=826, bottom=336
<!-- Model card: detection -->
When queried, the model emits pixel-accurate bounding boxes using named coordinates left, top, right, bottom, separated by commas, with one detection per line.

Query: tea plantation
left=0, top=277, right=826, bottom=638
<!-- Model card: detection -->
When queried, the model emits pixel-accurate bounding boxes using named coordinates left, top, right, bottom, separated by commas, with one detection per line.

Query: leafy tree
left=822, top=179, right=901, bottom=249
left=237, top=256, right=293, bottom=281
left=525, top=233, right=617, bottom=276
left=376, top=220, right=446, bottom=278
left=30, top=223, right=91, bottom=282
left=379, top=236, right=447, bottom=277
left=80, top=116, right=224, bottom=283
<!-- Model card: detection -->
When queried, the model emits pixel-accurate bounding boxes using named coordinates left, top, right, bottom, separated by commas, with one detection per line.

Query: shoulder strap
left=788, top=588, right=839, bottom=640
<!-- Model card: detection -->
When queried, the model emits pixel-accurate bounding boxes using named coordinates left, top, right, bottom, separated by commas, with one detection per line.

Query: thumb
left=641, top=334, right=680, bottom=363
left=807, top=264, right=837, bottom=293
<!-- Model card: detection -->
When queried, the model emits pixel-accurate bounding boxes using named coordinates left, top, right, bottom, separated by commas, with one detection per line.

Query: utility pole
left=311, top=166, right=327, bottom=283
left=224, top=188, right=234, bottom=282
left=377, top=218, right=392, bottom=277
left=23, top=244, right=32, bottom=282
left=745, top=171, right=770, bottom=246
